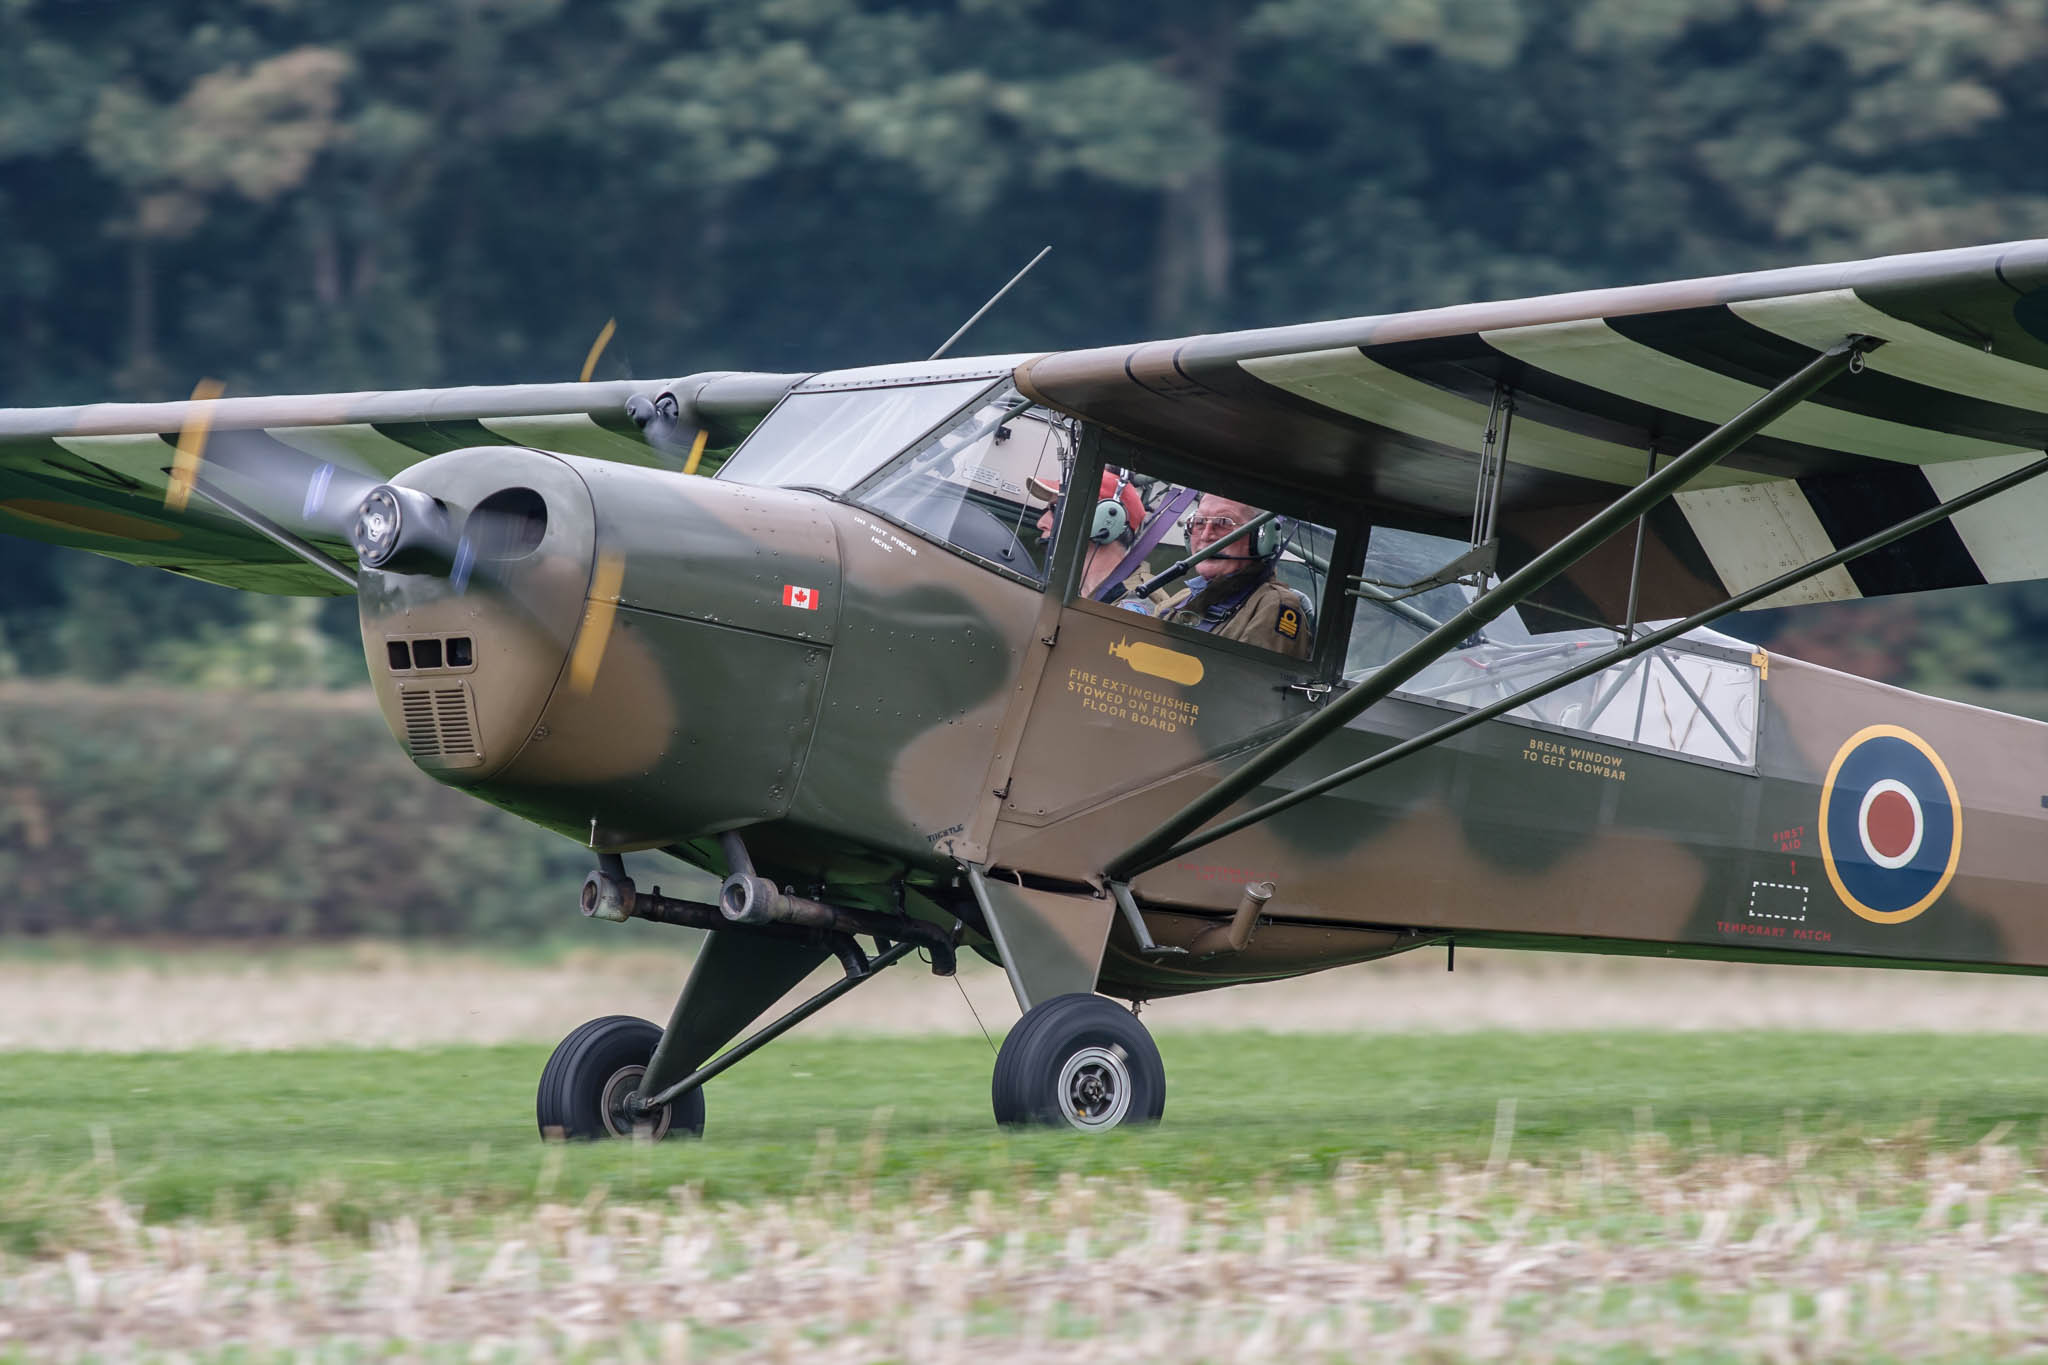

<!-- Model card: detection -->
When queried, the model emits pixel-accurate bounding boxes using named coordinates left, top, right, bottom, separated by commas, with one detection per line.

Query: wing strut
left=1470, top=380, right=1513, bottom=551
left=187, top=476, right=359, bottom=590
left=1102, top=335, right=1877, bottom=886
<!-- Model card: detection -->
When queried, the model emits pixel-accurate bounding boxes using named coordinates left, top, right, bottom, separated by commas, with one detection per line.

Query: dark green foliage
left=0, top=684, right=703, bottom=936
left=4, top=0, right=2048, bottom=685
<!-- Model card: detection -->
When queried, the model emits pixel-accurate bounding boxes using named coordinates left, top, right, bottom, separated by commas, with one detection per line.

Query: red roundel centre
left=1864, top=789, right=1917, bottom=860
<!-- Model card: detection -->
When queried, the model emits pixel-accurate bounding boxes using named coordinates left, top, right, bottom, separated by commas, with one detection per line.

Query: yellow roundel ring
left=1817, top=723, right=1961, bottom=925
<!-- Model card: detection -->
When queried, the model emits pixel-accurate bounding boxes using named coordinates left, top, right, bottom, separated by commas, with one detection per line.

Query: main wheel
left=536, top=1015, right=706, bottom=1141
left=991, top=993, right=1165, bottom=1130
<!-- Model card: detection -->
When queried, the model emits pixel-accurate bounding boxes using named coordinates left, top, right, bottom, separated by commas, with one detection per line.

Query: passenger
left=1160, top=494, right=1314, bottom=660
left=1029, top=470, right=1167, bottom=605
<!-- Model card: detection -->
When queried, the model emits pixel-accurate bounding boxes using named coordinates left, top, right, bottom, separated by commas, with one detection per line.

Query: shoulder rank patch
left=1276, top=606, right=1300, bottom=639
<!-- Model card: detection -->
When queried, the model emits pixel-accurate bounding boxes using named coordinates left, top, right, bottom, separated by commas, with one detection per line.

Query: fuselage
left=355, top=355, right=2048, bottom=999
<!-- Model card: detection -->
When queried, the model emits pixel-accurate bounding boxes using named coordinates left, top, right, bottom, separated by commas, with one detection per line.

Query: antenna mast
left=929, top=246, right=1052, bottom=361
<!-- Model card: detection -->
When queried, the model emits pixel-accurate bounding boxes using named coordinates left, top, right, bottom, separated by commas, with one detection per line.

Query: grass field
left=11, top=1032, right=2048, bottom=1359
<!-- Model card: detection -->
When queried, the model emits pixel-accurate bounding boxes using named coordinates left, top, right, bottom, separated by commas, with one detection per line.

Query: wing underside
left=1018, top=239, right=2048, bottom=623
left=0, top=373, right=801, bottom=593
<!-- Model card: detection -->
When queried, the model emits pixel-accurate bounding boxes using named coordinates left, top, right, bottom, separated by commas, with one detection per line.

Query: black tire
left=536, top=1015, right=706, bottom=1141
left=991, top=993, right=1165, bottom=1130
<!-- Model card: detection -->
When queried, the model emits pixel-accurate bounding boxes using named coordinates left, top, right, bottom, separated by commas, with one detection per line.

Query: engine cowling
left=358, top=448, right=840, bottom=851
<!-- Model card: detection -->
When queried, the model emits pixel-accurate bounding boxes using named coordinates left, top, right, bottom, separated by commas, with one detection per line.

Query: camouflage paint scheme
left=4, top=241, right=2048, bottom=1018
left=359, top=422, right=2048, bottom=1007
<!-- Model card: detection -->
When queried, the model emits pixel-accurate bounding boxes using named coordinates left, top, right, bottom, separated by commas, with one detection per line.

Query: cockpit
left=719, top=369, right=1337, bottom=661
left=718, top=367, right=1762, bottom=770
left=718, top=370, right=1068, bottom=584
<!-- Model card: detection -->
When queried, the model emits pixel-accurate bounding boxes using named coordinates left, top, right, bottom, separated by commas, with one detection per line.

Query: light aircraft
left=5, top=240, right=2048, bottom=1135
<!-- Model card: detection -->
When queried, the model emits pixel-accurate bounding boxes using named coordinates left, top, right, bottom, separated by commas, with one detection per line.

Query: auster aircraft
left=6, top=240, right=2048, bottom=1136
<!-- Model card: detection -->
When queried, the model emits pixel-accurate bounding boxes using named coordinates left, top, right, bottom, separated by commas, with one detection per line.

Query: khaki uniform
left=1162, top=566, right=1314, bottom=660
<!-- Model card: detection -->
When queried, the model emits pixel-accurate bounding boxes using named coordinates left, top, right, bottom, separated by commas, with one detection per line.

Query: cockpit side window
left=850, top=387, right=1075, bottom=584
left=716, top=379, right=994, bottom=492
left=1051, top=454, right=1336, bottom=663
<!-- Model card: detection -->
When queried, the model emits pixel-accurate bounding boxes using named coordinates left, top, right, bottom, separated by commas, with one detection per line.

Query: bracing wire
left=954, top=972, right=997, bottom=1055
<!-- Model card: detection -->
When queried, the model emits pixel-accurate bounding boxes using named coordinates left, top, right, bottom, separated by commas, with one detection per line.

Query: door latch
left=1283, top=680, right=1334, bottom=703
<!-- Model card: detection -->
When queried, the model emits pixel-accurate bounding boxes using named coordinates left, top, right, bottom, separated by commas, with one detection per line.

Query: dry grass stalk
left=5, top=1134, right=2048, bottom=1360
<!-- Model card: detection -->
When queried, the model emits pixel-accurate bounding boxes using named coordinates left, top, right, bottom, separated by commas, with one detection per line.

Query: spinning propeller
left=164, top=367, right=629, bottom=694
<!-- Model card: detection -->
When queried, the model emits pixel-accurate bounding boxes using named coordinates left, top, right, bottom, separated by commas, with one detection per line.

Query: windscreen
left=716, top=380, right=993, bottom=492
left=854, top=387, right=1071, bottom=582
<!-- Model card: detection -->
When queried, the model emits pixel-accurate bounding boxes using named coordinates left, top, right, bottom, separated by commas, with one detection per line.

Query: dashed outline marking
left=1748, top=880, right=1810, bottom=923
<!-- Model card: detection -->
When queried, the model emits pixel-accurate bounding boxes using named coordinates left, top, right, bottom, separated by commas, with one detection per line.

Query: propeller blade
left=567, top=551, right=625, bottom=693
left=579, top=317, right=617, bottom=384
left=165, top=378, right=225, bottom=512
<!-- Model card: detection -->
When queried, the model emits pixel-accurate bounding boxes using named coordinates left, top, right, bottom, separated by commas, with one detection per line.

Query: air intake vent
left=396, top=680, right=484, bottom=769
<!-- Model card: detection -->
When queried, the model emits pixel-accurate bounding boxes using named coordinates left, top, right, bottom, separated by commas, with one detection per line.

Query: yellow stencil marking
left=1108, top=636, right=1204, bottom=686
left=568, top=552, right=626, bottom=694
left=165, top=378, right=224, bottom=511
left=682, top=427, right=709, bottom=476
left=579, top=318, right=617, bottom=383
left=1066, top=662, right=1201, bottom=733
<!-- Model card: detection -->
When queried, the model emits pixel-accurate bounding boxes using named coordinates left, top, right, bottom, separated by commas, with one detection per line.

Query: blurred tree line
left=0, top=684, right=711, bottom=936
left=4, top=0, right=2048, bottom=689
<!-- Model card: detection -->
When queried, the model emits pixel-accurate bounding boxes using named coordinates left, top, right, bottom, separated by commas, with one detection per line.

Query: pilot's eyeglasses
left=1185, top=515, right=1242, bottom=534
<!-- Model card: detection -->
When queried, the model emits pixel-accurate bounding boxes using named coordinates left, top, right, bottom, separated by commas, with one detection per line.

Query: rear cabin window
left=1346, top=528, right=1761, bottom=768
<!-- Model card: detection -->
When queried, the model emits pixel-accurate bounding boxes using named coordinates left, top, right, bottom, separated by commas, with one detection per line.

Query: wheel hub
left=1056, top=1044, right=1132, bottom=1130
left=599, top=1064, right=673, bottom=1140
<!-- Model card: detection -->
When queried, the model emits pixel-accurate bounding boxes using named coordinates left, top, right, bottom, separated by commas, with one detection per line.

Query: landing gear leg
left=539, top=852, right=960, bottom=1142
left=536, top=931, right=828, bottom=1142
left=991, top=993, right=1165, bottom=1131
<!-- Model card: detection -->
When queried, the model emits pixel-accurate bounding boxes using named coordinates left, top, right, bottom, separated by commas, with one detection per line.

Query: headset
left=1195, top=507, right=1285, bottom=561
left=1090, top=469, right=1137, bottom=545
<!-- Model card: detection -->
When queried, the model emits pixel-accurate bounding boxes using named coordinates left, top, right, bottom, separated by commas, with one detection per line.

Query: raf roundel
left=1818, top=725, right=1961, bottom=925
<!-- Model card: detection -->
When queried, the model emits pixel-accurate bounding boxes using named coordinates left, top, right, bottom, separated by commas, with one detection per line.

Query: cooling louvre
left=396, top=680, right=485, bottom=769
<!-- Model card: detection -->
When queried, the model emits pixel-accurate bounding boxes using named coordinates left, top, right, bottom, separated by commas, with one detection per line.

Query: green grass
left=5, top=1030, right=2047, bottom=1246
left=11, top=1033, right=2048, bottom=1359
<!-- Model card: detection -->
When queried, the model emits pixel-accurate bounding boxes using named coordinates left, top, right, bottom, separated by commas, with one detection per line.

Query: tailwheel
left=991, top=993, right=1165, bottom=1131
left=536, top=1015, right=706, bottom=1141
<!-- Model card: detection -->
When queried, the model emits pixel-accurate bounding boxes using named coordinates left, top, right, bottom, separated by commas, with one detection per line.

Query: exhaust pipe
left=1191, top=881, right=1275, bottom=956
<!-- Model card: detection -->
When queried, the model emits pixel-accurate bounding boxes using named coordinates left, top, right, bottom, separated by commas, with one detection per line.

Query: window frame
left=715, top=375, right=1001, bottom=496
left=843, top=386, right=1078, bottom=591
left=1050, top=436, right=1364, bottom=678
left=1344, top=578, right=1768, bottom=775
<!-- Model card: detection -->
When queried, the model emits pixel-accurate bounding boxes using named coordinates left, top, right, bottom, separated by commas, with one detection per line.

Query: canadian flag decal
left=782, top=584, right=819, bottom=610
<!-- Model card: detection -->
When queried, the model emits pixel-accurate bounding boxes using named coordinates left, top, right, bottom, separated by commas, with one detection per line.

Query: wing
left=1018, top=239, right=2048, bottom=623
left=0, top=371, right=800, bottom=593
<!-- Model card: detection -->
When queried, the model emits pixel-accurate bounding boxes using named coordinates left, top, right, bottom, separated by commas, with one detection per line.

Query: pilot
left=1029, top=470, right=1168, bottom=605
left=1161, top=493, right=1314, bottom=660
